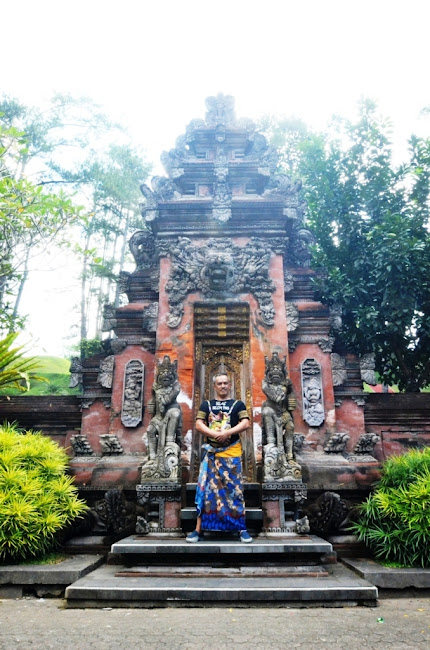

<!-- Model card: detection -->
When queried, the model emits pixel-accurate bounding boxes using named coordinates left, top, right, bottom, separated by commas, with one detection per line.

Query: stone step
left=109, top=535, right=336, bottom=567
left=111, top=534, right=333, bottom=557
left=181, top=505, right=263, bottom=522
left=65, top=562, right=378, bottom=607
left=115, top=565, right=329, bottom=578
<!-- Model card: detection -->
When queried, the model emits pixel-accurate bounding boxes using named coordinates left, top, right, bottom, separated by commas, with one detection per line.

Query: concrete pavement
left=0, top=594, right=429, bottom=649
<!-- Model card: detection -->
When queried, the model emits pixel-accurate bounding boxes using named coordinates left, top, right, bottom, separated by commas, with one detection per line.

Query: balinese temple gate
left=68, top=95, right=381, bottom=540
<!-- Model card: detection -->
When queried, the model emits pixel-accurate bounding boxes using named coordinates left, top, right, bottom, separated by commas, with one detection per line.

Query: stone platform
left=65, top=536, right=378, bottom=607
left=0, top=554, right=104, bottom=598
left=343, top=558, right=430, bottom=589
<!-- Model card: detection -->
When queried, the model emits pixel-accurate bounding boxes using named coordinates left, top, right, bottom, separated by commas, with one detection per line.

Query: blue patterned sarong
left=195, top=442, right=246, bottom=532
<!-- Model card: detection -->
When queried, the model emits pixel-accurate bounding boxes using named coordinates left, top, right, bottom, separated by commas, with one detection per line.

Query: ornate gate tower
left=70, top=95, right=376, bottom=538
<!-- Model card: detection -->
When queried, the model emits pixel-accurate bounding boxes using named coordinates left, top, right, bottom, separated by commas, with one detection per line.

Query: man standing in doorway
left=186, top=373, right=253, bottom=543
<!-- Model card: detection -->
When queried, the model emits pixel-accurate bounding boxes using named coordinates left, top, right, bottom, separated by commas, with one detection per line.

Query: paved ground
left=0, top=594, right=429, bottom=649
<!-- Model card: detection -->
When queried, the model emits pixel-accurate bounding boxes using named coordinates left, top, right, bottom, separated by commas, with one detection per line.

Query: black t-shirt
left=196, top=399, right=248, bottom=448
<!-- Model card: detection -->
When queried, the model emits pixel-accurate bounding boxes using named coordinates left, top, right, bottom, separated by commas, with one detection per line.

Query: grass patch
left=0, top=356, right=81, bottom=396
left=1, top=552, right=69, bottom=566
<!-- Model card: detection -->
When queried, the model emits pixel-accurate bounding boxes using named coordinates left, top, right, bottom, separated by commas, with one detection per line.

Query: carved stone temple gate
left=67, top=95, right=383, bottom=541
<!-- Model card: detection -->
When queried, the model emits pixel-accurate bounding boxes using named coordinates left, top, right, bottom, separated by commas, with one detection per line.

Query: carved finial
left=205, top=94, right=236, bottom=127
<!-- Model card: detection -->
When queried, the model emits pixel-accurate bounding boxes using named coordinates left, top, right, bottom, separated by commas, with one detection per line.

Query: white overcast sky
left=3, top=0, right=430, bottom=356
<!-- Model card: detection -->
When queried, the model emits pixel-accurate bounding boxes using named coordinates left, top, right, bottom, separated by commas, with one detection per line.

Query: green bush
left=351, top=448, right=430, bottom=567
left=0, top=422, right=88, bottom=562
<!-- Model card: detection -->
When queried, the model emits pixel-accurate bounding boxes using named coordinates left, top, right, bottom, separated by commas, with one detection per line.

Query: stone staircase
left=65, top=535, right=378, bottom=608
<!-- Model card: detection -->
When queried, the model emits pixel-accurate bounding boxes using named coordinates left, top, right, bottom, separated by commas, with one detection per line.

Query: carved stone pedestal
left=135, top=483, right=183, bottom=537
left=262, top=481, right=309, bottom=535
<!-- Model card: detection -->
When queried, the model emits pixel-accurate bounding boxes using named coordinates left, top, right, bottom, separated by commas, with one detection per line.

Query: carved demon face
left=157, top=369, right=175, bottom=388
left=266, top=366, right=285, bottom=385
left=200, top=251, right=236, bottom=292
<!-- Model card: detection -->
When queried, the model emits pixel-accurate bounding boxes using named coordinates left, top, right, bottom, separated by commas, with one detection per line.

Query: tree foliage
left=0, top=95, right=151, bottom=346
left=0, top=117, right=85, bottom=333
left=0, top=333, right=43, bottom=391
left=263, top=101, right=430, bottom=391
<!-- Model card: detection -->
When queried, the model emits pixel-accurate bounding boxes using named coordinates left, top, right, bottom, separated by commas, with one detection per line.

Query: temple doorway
left=190, top=303, right=255, bottom=482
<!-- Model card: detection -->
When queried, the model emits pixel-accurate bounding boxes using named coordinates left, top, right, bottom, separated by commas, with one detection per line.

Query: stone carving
left=288, top=336, right=299, bottom=353
left=331, top=353, right=347, bottom=386
left=354, top=433, right=380, bottom=455
left=92, top=488, right=136, bottom=535
left=289, top=226, right=315, bottom=267
left=118, top=270, right=131, bottom=295
left=324, top=432, right=350, bottom=454
left=360, top=353, right=377, bottom=385
left=318, top=337, right=334, bottom=353
left=301, top=358, right=325, bottom=427
left=151, top=175, right=179, bottom=201
left=352, top=395, right=367, bottom=407
left=101, top=304, right=117, bottom=332
left=293, top=433, right=305, bottom=453
left=69, top=357, right=83, bottom=388
left=205, top=93, right=235, bottom=127
left=140, top=182, right=159, bottom=222
left=129, top=230, right=158, bottom=270
left=247, top=132, right=269, bottom=160
left=264, top=174, right=306, bottom=224
left=106, top=338, right=127, bottom=355
left=305, top=491, right=354, bottom=535
left=97, top=356, right=114, bottom=389
left=347, top=433, right=379, bottom=463
left=329, top=304, right=343, bottom=331
left=141, top=356, right=182, bottom=482
left=262, top=352, right=302, bottom=482
left=295, top=515, right=311, bottom=534
left=121, top=360, right=144, bottom=427
left=164, top=237, right=275, bottom=328
left=213, top=148, right=232, bottom=222
left=160, top=134, right=190, bottom=179
left=100, top=434, right=123, bottom=455
left=70, top=434, right=93, bottom=456
left=142, top=302, right=158, bottom=333
left=66, top=488, right=137, bottom=538
left=284, top=270, right=294, bottom=293
left=266, top=238, right=287, bottom=256
left=285, top=302, right=299, bottom=331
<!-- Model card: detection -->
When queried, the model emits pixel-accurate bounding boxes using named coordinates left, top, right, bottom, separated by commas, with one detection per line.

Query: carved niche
left=301, top=358, right=325, bottom=427
left=164, top=237, right=276, bottom=328
left=262, top=352, right=302, bottom=482
left=121, top=360, right=144, bottom=427
left=141, top=356, right=182, bottom=482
